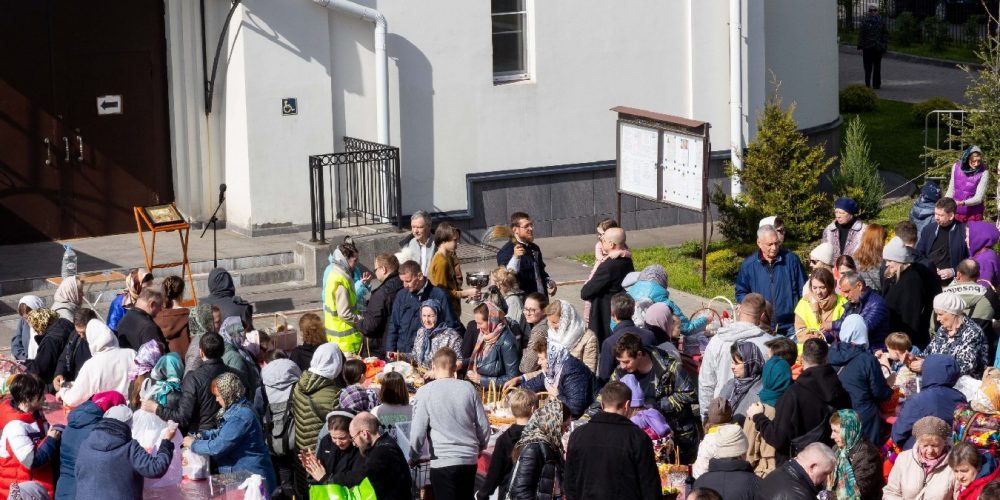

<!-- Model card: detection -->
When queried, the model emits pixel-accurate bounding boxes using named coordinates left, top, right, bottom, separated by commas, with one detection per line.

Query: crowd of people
left=4, top=152, right=1000, bottom=500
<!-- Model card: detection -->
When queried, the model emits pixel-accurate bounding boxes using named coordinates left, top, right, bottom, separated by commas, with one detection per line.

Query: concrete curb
left=838, top=43, right=982, bottom=71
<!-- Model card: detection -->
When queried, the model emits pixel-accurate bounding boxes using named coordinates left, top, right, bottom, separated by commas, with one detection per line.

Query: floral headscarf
left=220, top=316, right=257, bottom=370
left=727, top=341, right=765, bottom=411
left=416, top=299, right=451, bottom=365
left=544, top=341, right=571, bottom=390
left=150, top=353, right=184, bottom=406
left=832, top=409, right=863, bottom=500
left=122, top=269, right=152, bottom=307
left=129, top=340, right=162, bottom=381
left=758, top=357, right=792, bottom=407
left=638, top=264, right=668, bottom=289
left=472, top=301, right=507, bottom=368
left=26, top=308, right=60, bottom=335
left=547, top=300, right=586, bottom=352
left=214, top=372, right=246, bottom=408
left=188, top=304, right=215, bottom=336
left=515, top=398, right=567, bottom=456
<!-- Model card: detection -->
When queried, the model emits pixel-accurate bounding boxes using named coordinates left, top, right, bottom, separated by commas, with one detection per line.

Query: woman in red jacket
left=0, top=373, right=61, bottom=498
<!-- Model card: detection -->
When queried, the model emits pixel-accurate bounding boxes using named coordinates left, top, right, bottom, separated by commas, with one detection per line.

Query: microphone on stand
left=219, top=183, right=227, bottom=204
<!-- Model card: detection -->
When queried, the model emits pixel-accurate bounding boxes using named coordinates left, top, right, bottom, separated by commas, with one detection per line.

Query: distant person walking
left=857, top=4, right=888, bottom=89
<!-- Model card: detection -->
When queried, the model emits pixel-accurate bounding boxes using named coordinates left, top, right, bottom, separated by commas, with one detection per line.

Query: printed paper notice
left=618, top=123, right=659, bottom=200
left=661, top=132, right=704, bottom=211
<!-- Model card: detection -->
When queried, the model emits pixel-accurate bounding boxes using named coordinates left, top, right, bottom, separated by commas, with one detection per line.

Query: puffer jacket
left=472, top=328, right=521, bottom=387
left=693, top=458, right=760, bottom=500
left=106, top=294, right=127, bottom=332
left=883, top=448, right=954, bottom=500
left=509, top=441, right=563, bottom=500
left=291, top=370, right=342, bottom=497
left=755, top=459, right=821, bottom=500
left=891, top=354, right=967, bottom=450
left=74, top=417, right=173, bottom=500
left=198, top=268, right=253, bottom=328
left=845, top=439, right=884, bottom=500
left=55, top=401, right=104, bottom=500
left=156, top=358, right=232, bottom=434
left=0, top=398, right=56, bottom=498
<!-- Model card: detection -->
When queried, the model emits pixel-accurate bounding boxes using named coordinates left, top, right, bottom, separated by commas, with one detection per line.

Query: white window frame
left=491, top=0, right=532, bottom=84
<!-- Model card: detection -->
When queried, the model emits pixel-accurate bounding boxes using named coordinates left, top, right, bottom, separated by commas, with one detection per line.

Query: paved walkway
left=839, top=48, right=971, bottom=104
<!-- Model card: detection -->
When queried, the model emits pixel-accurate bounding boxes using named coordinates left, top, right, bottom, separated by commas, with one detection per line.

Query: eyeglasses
left=523, top=307, right=540, bottom=313
left=350, top=431, right=365, bottom=443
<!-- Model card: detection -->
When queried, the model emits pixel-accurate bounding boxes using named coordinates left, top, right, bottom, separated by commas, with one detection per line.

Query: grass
left=838, top=30, right=980, bottom=64
left=840, top=99, right=926, bottom=181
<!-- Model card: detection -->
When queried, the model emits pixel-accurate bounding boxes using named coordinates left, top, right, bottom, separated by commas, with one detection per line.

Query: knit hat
left=809, top=243, right=835, bottom=267
left=912, top=416, right=951, bottom=440
left=921, top=180, right=941, bottom=203
left=933, top=292, right=967, bottom=316
left=103, top=405, right=133, bottom=425
left=834, top=197, right=858, bottom=215
left=714, top=424, right=749, bottom=458
left=707, top=397, right=733, bottom=425
left=882, top=237, right=912, bottom=263
left=620, top=374, right=644, bottom=407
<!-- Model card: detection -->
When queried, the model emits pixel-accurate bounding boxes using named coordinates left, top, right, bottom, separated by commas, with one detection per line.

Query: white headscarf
left=547, top=300, right=586, bottom=351
left=309, top=343, right=344, bottom=380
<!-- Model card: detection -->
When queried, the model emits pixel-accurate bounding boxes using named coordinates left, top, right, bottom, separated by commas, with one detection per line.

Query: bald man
left=581, top=227, right=635, bottom=342
left=324, top=412, right=412, bottom=500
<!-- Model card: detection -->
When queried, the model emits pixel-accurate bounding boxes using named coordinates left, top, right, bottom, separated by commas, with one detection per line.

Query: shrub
left=894, top=12, right=921, bottom=47
left=911, top=97, right=958, bottom=125
left=839, top=85, right=878, bottom=113
left=704, top=248, right=741, bottom=282
left=922, top=16, right=950, bottom=51
left=832, top=116, right=885, bottom=221
left=962, top=15, right=983, bottom=48
left=712, top=188, right=765, bottom=243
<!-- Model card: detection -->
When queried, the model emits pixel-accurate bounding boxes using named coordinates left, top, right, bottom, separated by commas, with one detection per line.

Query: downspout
left=729, top=0, right=744, bottom=196
left=313, top=0, right=390, bottom=146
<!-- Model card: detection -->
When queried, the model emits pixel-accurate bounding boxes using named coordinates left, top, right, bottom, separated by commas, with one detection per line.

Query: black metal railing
left=309, top=137, right=402, bottom=243
left=839, top=0, right=996, bottom=46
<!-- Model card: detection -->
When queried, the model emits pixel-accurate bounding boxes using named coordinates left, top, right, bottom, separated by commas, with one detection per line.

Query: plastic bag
left=132, top=409, right=168, bottom=451
left=955, top=375, right=983, bottom=403
left=309, top=478, right=377, bottom=500
left=145, top=431, right=183, bottom=489
left=239, top=474, right=267, bottom=500
left=183, top=448, right=210, bottom=480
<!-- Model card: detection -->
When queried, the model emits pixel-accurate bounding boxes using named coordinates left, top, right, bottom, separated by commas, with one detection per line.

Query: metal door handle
left=76, top=131, right=84, bottom=162
left=43, top=138, right=52, bottom=166
left=62, top=137, right=70, bottom=162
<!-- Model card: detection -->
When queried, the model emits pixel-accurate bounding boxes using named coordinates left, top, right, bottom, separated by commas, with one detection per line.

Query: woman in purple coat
left=945, top=145, right=989, bottom=223
left=966, top=220, right=1000, bottom=289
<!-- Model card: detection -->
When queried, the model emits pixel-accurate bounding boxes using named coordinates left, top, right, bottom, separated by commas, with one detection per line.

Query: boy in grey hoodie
left=409, top=347, right=490, bottom=500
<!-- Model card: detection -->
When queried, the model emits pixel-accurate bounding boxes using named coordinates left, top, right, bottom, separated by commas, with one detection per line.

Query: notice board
left=661, top=132, right=705, bottom=211
left=618, top=123, right=660, bottom=201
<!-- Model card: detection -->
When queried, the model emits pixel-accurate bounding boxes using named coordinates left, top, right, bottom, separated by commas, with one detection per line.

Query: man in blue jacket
left=385, top=260, right=457, bottom=356
left=735, top=224, right=806, bottom=336
left=832, top=271, right=890, bottom=349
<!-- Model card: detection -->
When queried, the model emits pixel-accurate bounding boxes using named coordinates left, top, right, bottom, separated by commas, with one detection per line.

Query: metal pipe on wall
left=729, top=0, right=745, bottom=196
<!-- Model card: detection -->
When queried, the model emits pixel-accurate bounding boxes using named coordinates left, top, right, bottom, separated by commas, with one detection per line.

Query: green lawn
left=838, top=32, right=980, bottom=64
left=840, top=99, right=926, bottom=181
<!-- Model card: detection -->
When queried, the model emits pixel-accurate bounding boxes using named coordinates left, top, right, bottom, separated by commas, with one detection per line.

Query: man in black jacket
left=357, top=252, right=403, bottom=357
left=581, top=227, right=634, bottom=342
left=565, top=381, right=661, bottom=500
left=115, top=288, right=167, bottom=351
left=329, top=412, right=412, bottom=500
left=496, top=212, right=555, bottom=296
left=857, top=4, right=888, bottom=89
left=748, top=339, right=851, bottom=464
left=145, top=332, right=231, bottom=434
left=598, top=293, right=657, bottom=383
left=755, top=443, right=837, bottom=500
left=199, top=267, right=254, bottom=328
left=915, top=197, right=968, bottom=287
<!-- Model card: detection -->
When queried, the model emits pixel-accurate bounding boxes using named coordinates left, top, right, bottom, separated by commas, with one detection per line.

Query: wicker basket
left=482, top=381, right=517, bottom=426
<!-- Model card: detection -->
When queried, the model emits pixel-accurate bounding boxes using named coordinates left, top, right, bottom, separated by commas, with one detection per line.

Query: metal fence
left=839, top=0, right=996, bottom=45
left=309, top=137, right=402, bottom=243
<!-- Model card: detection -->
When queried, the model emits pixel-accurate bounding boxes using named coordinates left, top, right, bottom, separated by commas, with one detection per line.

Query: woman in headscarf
left=291, top=342, right=345, bottom=499
left=25, top=308, right=73, bottom=384
left=322, top=242, right=364, bottom=354
left=184, top=304, right=215, bottom=374
left=642, top=301, right=676, bottom=346
left=743, top=357, right=792, bottom=478
left=966, top=220, right=1000, bottom=289
left=628, top=264, right=707, bottom=336
left=107, top=269, right=153, bottom=332
left=884, top=416, right=955, bottom=500
left=148, top=352, right=183, bottom=412
left=408, top=299, right=463, bottom=371
left=51, top=276, right=82, bottom=322
left=508, top=398, right=571, bottom=500
left=185, top=373, right=277, bottom=493
left=56, top=391, right=127, bottom=500
left=467, top=301, right=520, bottom=388
left=543, top=300, right=598, bottom=374
left=718, top=341, right=765, bottom=424
left=127, top=339, right=162, bottom=408
left=827, top=314, right=892, bottom=444
left=828, top=409, right=883, bottom=500
left=12, top=295, right=44, bottom=361
left=261, top=357, right=301, bottom=496
left=218, top=316, right=263, bottom=409
left=945, top=145, right=989, bottom=223
left=58, top=320, right=136, bottom=407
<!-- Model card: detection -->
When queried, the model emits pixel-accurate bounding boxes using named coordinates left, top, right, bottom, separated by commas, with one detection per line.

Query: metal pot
left=466, top=271, right=490, bottom=289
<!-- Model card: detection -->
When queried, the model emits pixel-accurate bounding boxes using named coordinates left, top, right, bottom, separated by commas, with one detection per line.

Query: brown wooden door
left=0, top=0, right=174, bottom=244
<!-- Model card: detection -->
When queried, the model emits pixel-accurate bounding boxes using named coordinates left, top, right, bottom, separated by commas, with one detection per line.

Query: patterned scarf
left=833, top=409, right=862, bottom=500
left=122, top=269, right=151, bottom=307
left=215, top=372, right=246, bottom=408
left=544, top=340, right=571, bottom=390
left=472, top=302, right=507, bottom=369
left=727, top=341, right=764, bottom=411
left=416, top=299, right=451, bottom=366
left=220, top=316, right=258, bottom=369
left=547, top=300, right=586, bottom=352
left=129, top=340, right=162, bottom=381
left=188, top=304, right=215, bottom=336
left=26, top=308, right=59, bottom=336
left=638, top=264, right=668, bottom=289
left=515, top=398, right=566, bottom=457
left=150, top=353, right=184, bottom=406
left=758, top=357, right=792, bottom=407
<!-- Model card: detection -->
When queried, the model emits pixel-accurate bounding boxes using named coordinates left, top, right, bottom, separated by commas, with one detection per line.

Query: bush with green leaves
left=922, top=16, right=950, bottom=51
left=715, top=90, right=835, bottom=243
left=894, top=12, right=921, bottom=46
left=832, top=115, right=884, bottom=221
left=963, top=15, right=983, bottom=48
left=704, top=248, right=741, bottom=281
left=911, top=97, right=958, bottom=126
left=840, top=85, right=878, bottom=112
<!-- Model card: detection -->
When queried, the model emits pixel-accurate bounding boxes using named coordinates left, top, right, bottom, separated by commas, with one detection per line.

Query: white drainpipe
left=729, top=0, right=744, bottom=196
left=313, top=0, right=390, bottom=146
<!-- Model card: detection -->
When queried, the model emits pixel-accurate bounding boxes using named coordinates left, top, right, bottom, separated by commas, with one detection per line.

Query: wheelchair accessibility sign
left=282, top=98, right=298, bottom=116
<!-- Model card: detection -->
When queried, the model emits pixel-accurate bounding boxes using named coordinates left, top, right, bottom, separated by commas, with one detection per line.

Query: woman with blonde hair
left=489, top=267, right=525, bottom=325
left=853, top=224, right=887, bottom=293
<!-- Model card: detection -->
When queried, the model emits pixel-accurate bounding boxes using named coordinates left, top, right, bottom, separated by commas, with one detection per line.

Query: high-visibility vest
left=323, top=265, right=361, bottom=353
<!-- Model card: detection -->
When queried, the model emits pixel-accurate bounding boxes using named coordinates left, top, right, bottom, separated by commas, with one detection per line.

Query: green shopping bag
left=309, top=477, right=377, bottom=500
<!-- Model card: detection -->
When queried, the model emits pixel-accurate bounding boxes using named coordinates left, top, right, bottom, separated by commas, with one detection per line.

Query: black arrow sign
left=100, top=100, right=119, bottom=110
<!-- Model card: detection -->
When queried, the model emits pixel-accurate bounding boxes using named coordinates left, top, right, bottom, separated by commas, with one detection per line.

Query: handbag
left=309, top=478, right=378, bottom=500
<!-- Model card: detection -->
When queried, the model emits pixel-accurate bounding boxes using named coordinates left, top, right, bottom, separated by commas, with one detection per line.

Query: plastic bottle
left=61, top=244, right=78, bottom=278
